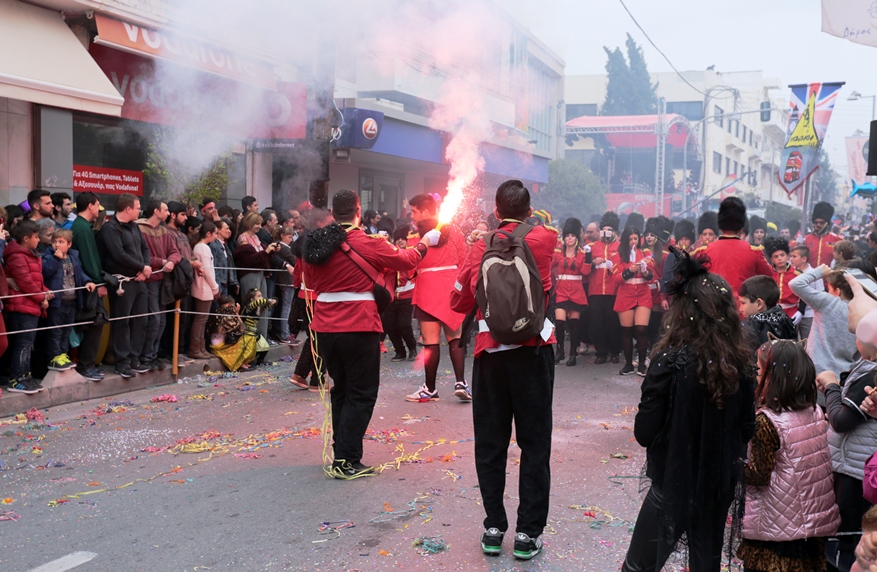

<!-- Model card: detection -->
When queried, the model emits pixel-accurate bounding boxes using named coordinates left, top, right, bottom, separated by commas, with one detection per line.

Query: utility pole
left=655, top=97, right=666, bottom=216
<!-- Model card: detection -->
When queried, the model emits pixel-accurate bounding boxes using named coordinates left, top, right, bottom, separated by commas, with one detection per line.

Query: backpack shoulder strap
left=340, top=241, right=381, bottom=285
left=509, top=223, right=534, bottom=239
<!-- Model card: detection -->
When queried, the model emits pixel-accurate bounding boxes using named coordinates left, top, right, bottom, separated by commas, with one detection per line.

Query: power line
left=617, top=0, right=706, bottom=97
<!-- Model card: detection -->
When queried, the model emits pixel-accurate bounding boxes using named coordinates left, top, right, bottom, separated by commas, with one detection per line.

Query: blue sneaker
left=7, top=376, right=39, bottom=395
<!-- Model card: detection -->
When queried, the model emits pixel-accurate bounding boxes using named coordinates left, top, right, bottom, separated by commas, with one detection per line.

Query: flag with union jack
left=777, top=82, right=844, bottom=197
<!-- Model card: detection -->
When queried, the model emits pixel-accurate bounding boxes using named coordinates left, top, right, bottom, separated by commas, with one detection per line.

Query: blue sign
left=333, top=109, right=384, bottom=150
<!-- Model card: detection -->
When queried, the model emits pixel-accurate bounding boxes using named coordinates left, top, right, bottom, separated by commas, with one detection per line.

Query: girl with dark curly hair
left=621, top=250, right=756, bottom=572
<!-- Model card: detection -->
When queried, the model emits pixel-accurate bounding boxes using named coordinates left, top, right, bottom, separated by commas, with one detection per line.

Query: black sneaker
left=637, top=364, right=647, bottom=377
left=329, top=459, right=376, bottom=480
left=610, top=354, right=620, bottom=364
left=115, top=365, right=135, bottom=379
left=406, top=351, right=418, bottom=362
left=391, top=354, right=406, bottom=362
left=130, top=361, right=150, bottom=374
left=594, top=356, right=607, bottom=365
left=481, top=527, right=504, bottom=555
left=7, top=376, right=39, bottom=394
left=77, top=367, right=103, bottom=382
left=513, top=532, right=542, bottom=560
left=619, top=363, right=635, bottom=376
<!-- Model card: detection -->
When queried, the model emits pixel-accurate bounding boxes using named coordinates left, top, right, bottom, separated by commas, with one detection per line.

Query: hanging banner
left=821, top=0, right=877, bottom=48
left=846, top=135, right=877, bottom=198
left=777, top=82, right=845, bottom=197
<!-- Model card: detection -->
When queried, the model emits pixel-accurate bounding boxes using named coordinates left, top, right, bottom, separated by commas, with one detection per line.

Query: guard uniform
left=804, top=231, right=841, bottom=268
left=450, top=219, right=556, bottom=539
left=611, top=248, right=656, bottom=312
left=697, top=236, right=773, bottom=294
left=643, top=247, right=669, bottom=310
left=303, top=223, right=424, bottom=467
left=290, top=256, right=320, bottom=388
left=588, top=238, right=621, bottom=360
left=552, top=248, right=591, bottom=309
left=773, top=263, right=801, bottom=318
left=408, top=227, right=467, bottom=330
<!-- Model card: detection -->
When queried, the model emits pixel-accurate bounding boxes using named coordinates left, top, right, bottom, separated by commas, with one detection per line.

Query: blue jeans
left=275, top=285, right=293, bottom=339
left=47, top=300, right=76, bottom=358
left=7, top=312, right=39, bottom=378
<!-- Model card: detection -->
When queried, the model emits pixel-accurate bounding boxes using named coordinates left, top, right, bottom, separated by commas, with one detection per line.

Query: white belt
left=625, top=278, right=647, bottom=285
left=780, top=302, right=797, bottom=309
left=420, top=265, right=457, bottom=273
left=478, top=318, right=555, bottom=350
left=396, top=282, right=415, bottom=294
left=648, top=282, right=659, bottom=290
left=316, top=291, right=375, bottom=303
left=557, top=274, right=581, bottom=281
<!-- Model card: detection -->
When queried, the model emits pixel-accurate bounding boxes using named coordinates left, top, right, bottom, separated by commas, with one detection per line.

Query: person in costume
left=611, top=225, right=656, bottom=377
left=673, top=219, right=696, bottom=253
left=762, top=236, right=801, bottom=320
left=551, top=217, right=591, bottom=366
left=621, top=249, right=756, bottom=572
left=643, top=217, right=671, bottom=351
left=694, top=211, right=719, bottom=250
left=587, top=211, right=622, bottom=364
left=805, top=201, right=842, bottom=268
left=749, top=215, right=767, bottom=247
left=404, top=193, right=471, bottom=403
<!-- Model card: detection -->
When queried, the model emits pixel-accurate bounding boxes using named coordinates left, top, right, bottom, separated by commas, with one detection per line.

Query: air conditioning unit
left=333, top=148, right=351, bottom=163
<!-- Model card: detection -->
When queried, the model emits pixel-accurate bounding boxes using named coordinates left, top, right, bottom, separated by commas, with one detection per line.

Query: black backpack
left=475, top=224, right=545, bottom=345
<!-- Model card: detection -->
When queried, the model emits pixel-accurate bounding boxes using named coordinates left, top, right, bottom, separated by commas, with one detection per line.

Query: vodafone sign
left=362, top=118, right=379, bottom=140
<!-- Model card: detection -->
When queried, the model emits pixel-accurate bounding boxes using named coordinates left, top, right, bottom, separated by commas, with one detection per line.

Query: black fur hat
left=811, top=201, right=834, bottom=223
left=562, top=217, right=583, bottom=238
left=624, top=212, right=645, bottom=233
left=717, top=197, right=747, bottom=233
left=786, top=219, right=801, bottom=236
left=644, top=217, right=662, bottom=237
left=762, top=235, right=790, bottom=258
left=599, top=211, right=620, bottom=232
left=674, top=219, right=696, bottom=242
left=659, top=216, right=674, bottom=243
left=750, top=215, right=767, bottom=233
left=698, top=211, right=719, bottom=236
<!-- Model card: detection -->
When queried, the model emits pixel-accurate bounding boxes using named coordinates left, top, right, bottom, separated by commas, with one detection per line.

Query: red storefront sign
left=89, top=44, right=306, bottom=140
left=605, top=194, right=672, bottom=218
left=73, top=165, right=144, bottom=195
left=94, top=14, right=276, bottom=90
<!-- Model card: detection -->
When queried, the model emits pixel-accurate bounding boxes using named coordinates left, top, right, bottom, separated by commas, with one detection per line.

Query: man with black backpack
left=301, top=190, right=438, bottom=480
left=450, top=180, right=557, bottom=561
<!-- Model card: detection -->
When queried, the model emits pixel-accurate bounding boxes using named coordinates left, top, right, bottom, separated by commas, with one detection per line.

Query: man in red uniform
left=405, top=194, right=470, bottom=403
left=697, top=197, right=773, bottom=294
left=805, top=201, right=841, bottom=268
left=763, top=236, right=801, bottom=319
left=301, top=190, right=437, bottom=479
left=587, top=211, right=621, bottom=364
left=450, top=179, right=556, bottom=560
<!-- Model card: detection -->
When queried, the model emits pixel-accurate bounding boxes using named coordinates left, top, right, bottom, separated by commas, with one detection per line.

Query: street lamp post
left=848, top=90, right=876, bottom=122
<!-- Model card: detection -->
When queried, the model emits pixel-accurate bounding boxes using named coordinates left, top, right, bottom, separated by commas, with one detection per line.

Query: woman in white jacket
left=190, top=220, right=220, bottom=360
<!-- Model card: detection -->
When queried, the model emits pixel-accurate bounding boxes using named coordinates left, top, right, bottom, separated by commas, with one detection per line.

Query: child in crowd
left=789, top=245, right=819, bottom=340
left=738, top=339, right=840, bottom=571
left=42, top=229, right=95, bottom=372
left=740, top=275, right=797, bottom=348
left=242, top=287, right=274, bottom=367
left=763, top=236, right=801, bottom=319
left=3, top=220, right=52, bottom=393
left=852, top=506, right=877, bottom=572
left=272, top=225, right=296, bottom=344
left=189, top=221, right=220, bottom=360
left=834, top=240, right=856, bottom=266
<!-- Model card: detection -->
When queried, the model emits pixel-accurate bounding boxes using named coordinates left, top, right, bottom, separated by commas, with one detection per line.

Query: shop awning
left=565, top=113, right=694, bottom=149
left=0, top=0, right=124, bottom=116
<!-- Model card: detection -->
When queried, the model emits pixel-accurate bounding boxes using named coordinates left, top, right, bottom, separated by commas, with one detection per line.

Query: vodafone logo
left=362, top=117, right=379, bottom=139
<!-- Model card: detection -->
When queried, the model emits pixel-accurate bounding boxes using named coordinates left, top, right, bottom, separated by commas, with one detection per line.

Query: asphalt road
left=0, top=348, right=648, bottom=571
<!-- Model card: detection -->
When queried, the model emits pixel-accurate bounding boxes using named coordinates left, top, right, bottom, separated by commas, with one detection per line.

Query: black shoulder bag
left=339, top=242, right=393, bottom=314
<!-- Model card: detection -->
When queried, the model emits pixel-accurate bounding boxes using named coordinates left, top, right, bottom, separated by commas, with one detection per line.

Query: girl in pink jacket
left=739, top=339, right=840, bottom=571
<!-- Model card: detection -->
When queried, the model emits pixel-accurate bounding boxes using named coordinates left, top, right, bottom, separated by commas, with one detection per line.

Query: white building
left=564, top=69, right=794, bottom=215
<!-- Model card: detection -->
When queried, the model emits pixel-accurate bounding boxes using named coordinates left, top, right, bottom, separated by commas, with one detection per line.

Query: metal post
left=800, top=177, right=811, bottom=239
left=172, top=299, right=180, bottom=380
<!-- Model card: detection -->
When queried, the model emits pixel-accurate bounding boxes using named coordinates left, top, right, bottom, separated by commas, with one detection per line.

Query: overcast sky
left=500, top=0, right=877, bottom=179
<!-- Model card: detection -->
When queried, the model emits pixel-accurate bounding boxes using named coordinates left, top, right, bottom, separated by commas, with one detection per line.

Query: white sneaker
left=454, top=381, right=472, bottom=402
left=405, top=384, right=439, bottom=402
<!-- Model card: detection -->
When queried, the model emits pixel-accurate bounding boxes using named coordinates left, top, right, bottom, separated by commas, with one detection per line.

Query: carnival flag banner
left=821, top=0, right=877, bottom=48
left=777, top=82, right=844, bottom=198
left=846, top=135, right=877, bottom=198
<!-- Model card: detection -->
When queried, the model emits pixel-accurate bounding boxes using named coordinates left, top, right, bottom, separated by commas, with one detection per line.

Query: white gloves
left=423, top=229, right=441, bottom=246
left=603, top=259, right=614, bottom=270
left=583, top=244, right=591, bottom=253
left=792, top=311, right=803, bottom=326
left=796, top=234, right=805, bottom=245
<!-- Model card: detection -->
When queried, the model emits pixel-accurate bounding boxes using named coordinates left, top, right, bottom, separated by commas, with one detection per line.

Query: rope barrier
left=0, top=309, right=177, bottom=337
left=0, top=283, right=106, bottom=301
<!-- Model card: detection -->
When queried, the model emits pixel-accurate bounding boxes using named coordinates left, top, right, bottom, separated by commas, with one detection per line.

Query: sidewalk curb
left=0, top=345, right=293, bottom=419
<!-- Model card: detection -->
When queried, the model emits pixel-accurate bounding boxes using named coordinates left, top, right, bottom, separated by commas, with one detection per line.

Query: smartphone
left=845, top=268, right=877, bottom=301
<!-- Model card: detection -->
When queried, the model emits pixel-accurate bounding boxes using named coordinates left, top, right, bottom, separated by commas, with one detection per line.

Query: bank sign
left=332, top=108, right=384, bottom=150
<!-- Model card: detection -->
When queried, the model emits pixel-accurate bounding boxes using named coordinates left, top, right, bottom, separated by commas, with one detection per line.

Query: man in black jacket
left=97, top=193, right=152, bottom=378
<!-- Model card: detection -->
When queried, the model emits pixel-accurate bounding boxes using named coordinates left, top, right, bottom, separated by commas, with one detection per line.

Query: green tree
left=813, top=147, right=839, bottom=205
left=601, top=34, right=657, bottom=116
left=143, top=125, right=234, bottom=206
left=537, top=159, right=607, bottom=220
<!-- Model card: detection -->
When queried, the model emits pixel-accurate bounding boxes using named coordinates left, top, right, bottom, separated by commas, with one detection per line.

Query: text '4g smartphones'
left=845, top=268, right=877, bottom=301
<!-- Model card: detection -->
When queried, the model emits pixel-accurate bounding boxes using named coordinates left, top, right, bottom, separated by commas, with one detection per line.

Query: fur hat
left=659, top=216, right=674, bottom=244
left=811, top=201, right=834, bottom=223
left=644, top=217, right=663, bottom=238
left=762, top=235, right=789, bottom=258
left=717, top=197, right=747, bottom=233
left=562, top=217, right=583, bottom=238
left=624, top=212, right=645, bottom=233
left=786, top=219, right=801, bottom=236
left=599, top=211, right=620, bottom=232
left=674, top=219, right=696, bottom=243
left=750, top=215, right=767, bottom=233
left=698, top=211, right=719, bottom=236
